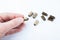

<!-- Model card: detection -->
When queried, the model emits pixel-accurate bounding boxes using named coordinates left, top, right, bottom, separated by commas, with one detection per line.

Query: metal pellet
left=42, top=12, right=48, bottom=16
left=32, top=13, right=38, bottom=19
left=48, top=15, right=55, bottom=21
left=24, top=17, right=29, bottom=21
left=28, top=11, right=33, bottom=17
left=34, top=20, right=39, bottom=26
left=41, top=15, right=46, bottom=21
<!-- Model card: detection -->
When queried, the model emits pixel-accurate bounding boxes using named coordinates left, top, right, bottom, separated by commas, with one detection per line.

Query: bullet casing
left=32, top=13, right=38, bottom=18
left=28, top=12, right=33, bottom=17
left=41, top=16, right=46, bottom=21
left=34, top=20, right=39, bottom=26
left=42, top=12, right=48, bottom=16
left=24, top=17, right=29, bottom=21
left=48, top=15, right=55, bottom=21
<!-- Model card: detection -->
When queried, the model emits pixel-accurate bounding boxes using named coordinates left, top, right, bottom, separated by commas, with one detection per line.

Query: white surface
left=0, top=0, right=60, bottom=40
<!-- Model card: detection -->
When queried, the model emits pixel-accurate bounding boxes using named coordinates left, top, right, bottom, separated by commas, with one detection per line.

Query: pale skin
left=0, top=13, right=24, bottom=38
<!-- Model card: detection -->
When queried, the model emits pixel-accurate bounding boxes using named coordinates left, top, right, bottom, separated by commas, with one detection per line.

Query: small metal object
left=28, top=11, right=33, bottom=17
left=34, top=20, right=39, bottom=26
left=48, top=15, right=55, bottom=21
left=24, top=17, right=29, bottom=21
left=42, top=12, right=48, bottom=16
left=32, top=13, right=38, bottom=19
left=41, top=15, right=46, bottom=21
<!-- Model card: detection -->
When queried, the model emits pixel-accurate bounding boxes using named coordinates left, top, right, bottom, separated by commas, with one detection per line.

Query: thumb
left=0, top=17, right=24, bottom=34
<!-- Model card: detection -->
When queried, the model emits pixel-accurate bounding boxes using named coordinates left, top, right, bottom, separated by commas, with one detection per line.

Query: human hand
left=0, top=13, right=24, bottom=38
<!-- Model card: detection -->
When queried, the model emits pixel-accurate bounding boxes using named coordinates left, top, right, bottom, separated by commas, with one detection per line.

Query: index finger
left=0, top=13, right=24, bottom=22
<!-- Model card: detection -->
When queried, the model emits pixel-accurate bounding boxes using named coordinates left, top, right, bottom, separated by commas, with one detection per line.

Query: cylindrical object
left=34, top=20, right=39, bottom=26
left=32, top=13, right=38, bottom=19
left=41, top=15, right=46, bottom=21
left=28, top=11, right=33, bottom=17
left=24, top=17, right=29, bottom=21
left=42, top=12, right=48, bottom=16
left=48, top=15, right=55, bottom=21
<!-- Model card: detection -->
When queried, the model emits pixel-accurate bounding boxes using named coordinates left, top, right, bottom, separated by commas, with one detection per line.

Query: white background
left=0, top=0, right=60, bottom=40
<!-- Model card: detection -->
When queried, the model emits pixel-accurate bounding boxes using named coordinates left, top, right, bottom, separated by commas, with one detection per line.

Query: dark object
left=42, top=12, right=48, bottom=16
left=48, top=15, right=55, bottom=21
left=41, top=16, right=46, bottom=21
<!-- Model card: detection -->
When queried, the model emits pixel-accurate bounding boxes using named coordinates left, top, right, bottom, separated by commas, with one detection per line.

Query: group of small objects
left=24, top=11, right=55, bottom=26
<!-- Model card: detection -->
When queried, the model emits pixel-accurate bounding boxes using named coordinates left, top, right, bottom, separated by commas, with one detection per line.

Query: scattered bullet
left=28, top=11, right=33, bottom=17
left=42, top=12, right=48, bottom=16
left=41, top=15, right=46, bottom=21
left=34, top=20, right=39, bottom=26
left=32, top=13, right=38, bottom=19
left=48, top=15, right=55, bottom=21
left=24, top=17, right=29, bottom=21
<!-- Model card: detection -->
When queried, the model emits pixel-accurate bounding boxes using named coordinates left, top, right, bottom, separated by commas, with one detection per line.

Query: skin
left=0, top=13, right=24, bottom=38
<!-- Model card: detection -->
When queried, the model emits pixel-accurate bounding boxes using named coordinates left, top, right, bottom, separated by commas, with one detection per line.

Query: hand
left=0, top=13, right=24, bottom=38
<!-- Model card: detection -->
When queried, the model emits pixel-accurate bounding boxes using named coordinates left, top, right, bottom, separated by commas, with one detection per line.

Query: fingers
left=0, top=13, right=24, bottom=22
left=5, top=29, right=20, bottom=36
left=5, top=23, right=25, bottom=36
left=0, top=17, right=24, bottom=34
